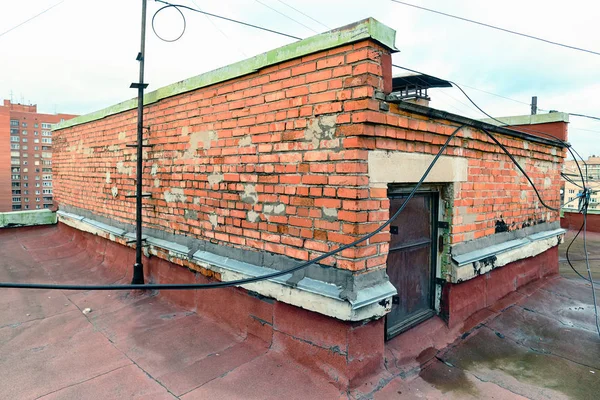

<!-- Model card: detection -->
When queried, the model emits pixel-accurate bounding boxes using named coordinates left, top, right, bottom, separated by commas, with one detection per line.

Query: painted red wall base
left=55, top=222, right=560, bottom=386
left=441, top=246, right=559, bottom=328
left=561, top=211, right=600, bottom=233
left=56, top=222, right=384, bottom=390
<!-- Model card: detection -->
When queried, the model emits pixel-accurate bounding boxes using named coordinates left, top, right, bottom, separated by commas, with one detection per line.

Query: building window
left=36, top=198, right=40, bottom=202
left=22, top=130, right=27, bottom=135
left=42, top=182, right=51, bottom=187
left=42, top=138, right=52, bottom=144
left=22, top=153, right=28, bottom=158
left=10, top=136, right=19, bottom=142
left=34, top=131, right=38, bottom=136
left=34, top=123, right=39, bottom=128
left=22, top=122, right=27, bottom=127
left=42, top=189, right=53, bottom=194
left=11, top=182, right=20, bottom=188
left=42, top=146, right=51, bottom=151
left=12, top=197, right=20, bottom=202
left=43, top=160, right=52, bottom=165
left=43, top=204, right=51, bottom=209
left=569, top=189, right=575, bottom=194
left=22, top=137, right=27, bottom=143
left=35, top=176, right=40, bottom=180
left=35, top=205, right=40, bottom=209
left=11, top=159, right=20, bottom=165
left=34, top=154, right=39, bottom=158
left=10, top=144, right=20, bottom=150
left=22, top=145, right=27, bottom=150
left=22, top=161, right=28, bottom=165
left=12, top=205, right=22, bottom=210
left=42, top=130, right=51, bottom=136
left=35, top=183, right=40, bottom=187
left=23, top=175, right=28, bottom=180
left=24, top=198, right=29, bottom=202
left=34, top=146, right=38, bottom=151
left=23, top=190, right=28, bottom=195
left=12, top=190, right=21, bottom=195
left=41, top=123, right=52, bottom=129
left=34, top=138, right=39, bottom=143
left=10, top=120, right=19, bottom=127
left=25, top=205, right=30, bottom=210
left=10, top=128, right=18, bottom=134
left=42, top=175, right=51, bottom=180
left=23, top=183, right=28, bottom=187
left=11, top=175, right=20, bottom=180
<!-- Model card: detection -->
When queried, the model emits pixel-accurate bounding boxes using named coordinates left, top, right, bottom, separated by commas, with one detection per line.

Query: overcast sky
left=1, top=0, right=599, bottom=157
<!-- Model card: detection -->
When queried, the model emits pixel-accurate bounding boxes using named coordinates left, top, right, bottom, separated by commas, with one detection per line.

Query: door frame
left=385, top=185, right=443, bottom=340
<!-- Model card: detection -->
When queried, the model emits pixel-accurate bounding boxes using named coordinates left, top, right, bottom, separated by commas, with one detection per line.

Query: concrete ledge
left=368, top=150, right=468, bottom=185
left=450, top=228, right=565, bottom=283
left=56, top=210, right=395, bottom=321
left=481, top=112, right=569, bottom=126
left=54, top=18, right=397, bottom=132
left=0, top=209, right=57, bottom=228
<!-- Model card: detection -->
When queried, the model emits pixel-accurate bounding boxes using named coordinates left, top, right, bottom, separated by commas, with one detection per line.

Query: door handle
left=438, top=235, right=444, bottom=253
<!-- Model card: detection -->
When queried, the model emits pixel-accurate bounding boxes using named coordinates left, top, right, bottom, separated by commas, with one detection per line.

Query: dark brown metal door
left=385, top=192, right=437, bottom=340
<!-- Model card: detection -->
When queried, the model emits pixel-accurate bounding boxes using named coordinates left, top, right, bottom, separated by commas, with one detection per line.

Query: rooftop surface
left=1, top=224, right=599, bottom=399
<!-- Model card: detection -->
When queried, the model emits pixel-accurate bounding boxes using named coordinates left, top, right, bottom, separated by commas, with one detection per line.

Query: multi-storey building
left=562, top=156, right=600, bottom=210
left=0, top=100, right=77, bottom=212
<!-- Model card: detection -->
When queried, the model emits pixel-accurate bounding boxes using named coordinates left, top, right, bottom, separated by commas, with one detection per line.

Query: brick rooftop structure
left=51, top=18, right=567, bottom=388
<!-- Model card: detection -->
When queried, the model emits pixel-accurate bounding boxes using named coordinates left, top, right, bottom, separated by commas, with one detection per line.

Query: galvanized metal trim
left=452, top=228, right=566, bottom=266
left=56, top=210, right=394, bottom=313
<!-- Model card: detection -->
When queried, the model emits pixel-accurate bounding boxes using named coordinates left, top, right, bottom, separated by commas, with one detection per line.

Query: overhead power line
left=255, top=0, right=319, bottom=34
left=390, top=0, right=600, bottom=57
left=570, top=113, right=600, bottom=122
left=154, top=0, right=302, bottom=40
left=275, top=0, right=331, bottom=30
left=0, top=0, right=65, bottom=39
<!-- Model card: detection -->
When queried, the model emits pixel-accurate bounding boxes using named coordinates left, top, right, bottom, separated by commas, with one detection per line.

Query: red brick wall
left=53, top=38, right=564, bottom=276
left=511, top=121, right=568, bottom=142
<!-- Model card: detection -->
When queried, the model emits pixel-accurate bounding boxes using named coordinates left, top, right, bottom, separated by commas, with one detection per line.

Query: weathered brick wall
left=53, top=36, right=564, bottom=278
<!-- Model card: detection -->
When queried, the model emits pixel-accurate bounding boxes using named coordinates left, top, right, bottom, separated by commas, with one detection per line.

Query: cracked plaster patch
left=164, top=188, right=187, bottom=203
left=305, top=115, right=337, bottom=149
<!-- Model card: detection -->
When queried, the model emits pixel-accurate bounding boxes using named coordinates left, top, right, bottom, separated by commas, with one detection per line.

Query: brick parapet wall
left=54, top=37, right=564, bottom=277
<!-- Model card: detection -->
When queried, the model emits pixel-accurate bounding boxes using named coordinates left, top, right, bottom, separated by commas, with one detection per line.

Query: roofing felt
left=1, top=223, right=599, bottom=398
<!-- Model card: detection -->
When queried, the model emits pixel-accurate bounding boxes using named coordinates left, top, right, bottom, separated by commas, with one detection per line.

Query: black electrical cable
left=152, top=4, right=186, bottom=42
left=0, top=126, right=466, bottom=290
left=152, top=0, right=302, bottom=41
left=480, top=128, right=559, bottom=212
left=389, top=0, right=600, bottom=57
left=565, top=219, right=595, bottom=282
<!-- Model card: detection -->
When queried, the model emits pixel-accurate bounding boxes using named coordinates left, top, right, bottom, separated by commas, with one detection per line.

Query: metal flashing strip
left=452, top=228, right=566, bottom=267
left=56, top=210, right=394, bottom=314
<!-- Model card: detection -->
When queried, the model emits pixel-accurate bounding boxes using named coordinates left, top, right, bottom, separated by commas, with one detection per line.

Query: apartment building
left=562, top=156, right=600, bottom=210
left=0, top=100, right=77, bottom=212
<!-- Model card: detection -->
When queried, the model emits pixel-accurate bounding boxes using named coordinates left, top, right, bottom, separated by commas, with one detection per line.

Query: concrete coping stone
left=56, top=210, right=396, bottom=316
left=452, top=228, right=566, bottom=267
left=53, top=17, right=397, bottom=132
left=1, top=209, right=58, bottom=228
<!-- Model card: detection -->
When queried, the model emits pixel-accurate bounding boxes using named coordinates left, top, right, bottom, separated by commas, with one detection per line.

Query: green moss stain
left=419, top=361, right=480, bottom=397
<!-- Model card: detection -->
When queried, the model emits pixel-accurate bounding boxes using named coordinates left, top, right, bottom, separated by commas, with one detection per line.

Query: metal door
left=385, top=192, right=437, bottom=340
